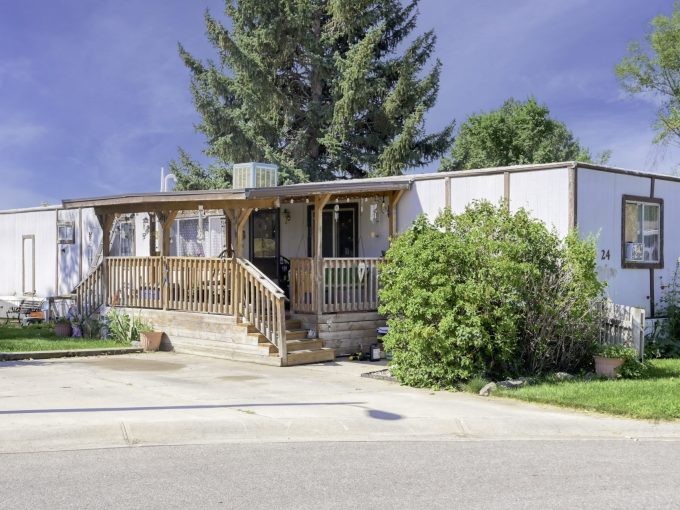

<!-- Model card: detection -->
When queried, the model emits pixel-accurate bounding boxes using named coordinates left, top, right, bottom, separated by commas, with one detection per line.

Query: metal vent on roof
left=232, top=162, right=278, bottom=189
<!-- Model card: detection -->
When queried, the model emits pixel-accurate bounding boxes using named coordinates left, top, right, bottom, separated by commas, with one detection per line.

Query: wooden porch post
left=223, top=209, right=237, bottom=257
left=314, top=194, right=331, bottom=315
left=388, top=190, right=405, bottom=239
left=96, top=212, right=114, bottom=306
left=235, top=208, right=253, bottom=258
left=156, top=210, right=177, bottom=310
left=156, top=210, right=178, bottom=257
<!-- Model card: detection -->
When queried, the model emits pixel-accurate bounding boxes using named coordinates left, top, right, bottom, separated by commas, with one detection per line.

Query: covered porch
left=62, top=176, right=410, bottom=363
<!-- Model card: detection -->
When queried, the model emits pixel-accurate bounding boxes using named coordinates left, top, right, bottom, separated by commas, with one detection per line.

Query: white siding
left=0, top=207, right=58, bottom=297
left=396, top=178, right=447, bottom=233
left=358, top=198, right=390, bottom=257
left=57, top=208, right=80, bottom=295
left=280, top=203, right=308, bottom=258
left=509, top=168, right=570, bottom=236
left=577, top=168, right=653, bottom=313
left=450, top=173, right=504, bottom=214
left=81, top=207, right=103, bottom=277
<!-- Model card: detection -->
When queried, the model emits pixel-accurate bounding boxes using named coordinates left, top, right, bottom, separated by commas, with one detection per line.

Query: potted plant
left=54, top=317, right=72, bottom=338
left=137, top=321, right=163, bottom=352
left=594, top=345, right=630, bottom=378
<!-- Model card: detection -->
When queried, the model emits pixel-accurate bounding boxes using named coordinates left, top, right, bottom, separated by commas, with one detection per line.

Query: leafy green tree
left=172, top=0, right=454, bottom=189
left=439, top=98, right=607, bottom=171
left=379, top=202, right=605, bottom=387
left=616, top=3, right=680, bottom=147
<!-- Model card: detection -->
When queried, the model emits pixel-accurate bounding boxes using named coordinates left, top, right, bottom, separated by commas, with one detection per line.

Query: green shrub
left=598, top=345, right=649, bottom=379
left=106, top=309, right=150, bottom=344
left=379, top=201, right=605, bottom=388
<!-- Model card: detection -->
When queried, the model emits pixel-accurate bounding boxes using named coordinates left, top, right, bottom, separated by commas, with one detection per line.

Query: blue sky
left=0, top=0, right=678, bottom=209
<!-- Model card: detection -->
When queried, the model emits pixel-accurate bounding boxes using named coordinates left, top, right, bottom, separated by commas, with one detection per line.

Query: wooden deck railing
left=290, top=257, right=315, bottom=313
left=165, top=257, right=232, bottom=314
left=74, top=260, right=105, bottom=318
left=73, top=255, right=287, bottom=364
left=322, top=258, right=382, bottom=313
left=290, top=257, right=383, bottom=314
left=108, top=256, right=163, bottom=309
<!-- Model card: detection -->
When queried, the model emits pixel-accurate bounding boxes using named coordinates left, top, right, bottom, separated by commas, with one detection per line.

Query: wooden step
left=285, top=329, right=310, bottom=340
left=285, top=347, right=335, bottom=366
left=174, top=345, right=282, bottom=366
left=286, top=339, right=323, bottom=352
left=285, top=319, right=302, bottom=330
left=169, top=336, right=275, bottom=356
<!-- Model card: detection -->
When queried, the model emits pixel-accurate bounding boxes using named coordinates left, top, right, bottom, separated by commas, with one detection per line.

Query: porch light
left=334, top=204, right=340, bottom=221
left=282, top=209, right=291, bottom=224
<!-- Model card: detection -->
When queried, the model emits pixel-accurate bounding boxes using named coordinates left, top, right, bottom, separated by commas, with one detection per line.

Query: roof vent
left=232, top=162, right=278, bottom=189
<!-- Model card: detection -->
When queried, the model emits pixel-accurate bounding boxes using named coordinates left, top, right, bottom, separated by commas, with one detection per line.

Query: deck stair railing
left=73, top=260, right=106, bottom=318
left=233, top=258, right=288, bottom=364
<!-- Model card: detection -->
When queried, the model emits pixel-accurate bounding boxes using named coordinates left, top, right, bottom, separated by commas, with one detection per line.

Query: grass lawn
left=496, top=360, right=680, bottom=421
left=0, top=323, right=128, bottom=352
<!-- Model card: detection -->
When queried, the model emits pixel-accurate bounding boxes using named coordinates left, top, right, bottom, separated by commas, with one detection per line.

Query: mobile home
left=0, top=161, right=675, bottom=365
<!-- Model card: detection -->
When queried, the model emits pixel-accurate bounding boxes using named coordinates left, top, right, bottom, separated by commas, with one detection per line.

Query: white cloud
left=0, top=120, right=47, bottom=150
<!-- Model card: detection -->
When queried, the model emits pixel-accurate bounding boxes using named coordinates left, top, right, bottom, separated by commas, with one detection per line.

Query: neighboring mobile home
left=0, top=161, right=674, bottom=364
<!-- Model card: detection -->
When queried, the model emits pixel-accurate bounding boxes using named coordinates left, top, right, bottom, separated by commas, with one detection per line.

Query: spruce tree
left=172, top=0, right=454, bottom=188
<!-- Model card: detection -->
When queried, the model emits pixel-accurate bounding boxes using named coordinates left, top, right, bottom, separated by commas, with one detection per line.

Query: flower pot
left=139, top=331, right=163, bottom=352
left=54, top=322, right=72, bottom=338
left=594, top=356, right=624, bottom=378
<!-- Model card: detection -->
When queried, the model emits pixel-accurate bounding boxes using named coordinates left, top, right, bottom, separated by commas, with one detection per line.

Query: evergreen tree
left=172, top=0, right=454, bottom=189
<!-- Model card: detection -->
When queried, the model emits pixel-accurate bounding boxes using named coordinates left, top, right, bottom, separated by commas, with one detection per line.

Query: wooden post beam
left=96, top=213, right=115, bottom=306
left=388, top=189, right=405, bottom=239
left=235, top=208, right=253, bottom=258
left=156, top=210, right=178, bottom=257
left=314, top=194, right=332, bottom=315
left=223, top=208, right=238, bottom=257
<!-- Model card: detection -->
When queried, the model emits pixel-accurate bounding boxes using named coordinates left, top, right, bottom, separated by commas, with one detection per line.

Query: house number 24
left=600, top=249, right=610, bottom=260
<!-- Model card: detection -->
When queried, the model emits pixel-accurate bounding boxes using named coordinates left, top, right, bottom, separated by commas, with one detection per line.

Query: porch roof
left=61, top=175, right=413, bottom=214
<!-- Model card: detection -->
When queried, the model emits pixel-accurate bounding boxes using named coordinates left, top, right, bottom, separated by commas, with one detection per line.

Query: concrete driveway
left=1, top=352, right=680, bottom=452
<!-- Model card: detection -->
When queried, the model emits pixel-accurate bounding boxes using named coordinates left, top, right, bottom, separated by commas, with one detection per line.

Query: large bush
left=379, top=201, right=605, bottom=387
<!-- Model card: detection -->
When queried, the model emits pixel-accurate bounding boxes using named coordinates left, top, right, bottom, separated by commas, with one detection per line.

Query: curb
left=0, top=347, right=144, bottom=361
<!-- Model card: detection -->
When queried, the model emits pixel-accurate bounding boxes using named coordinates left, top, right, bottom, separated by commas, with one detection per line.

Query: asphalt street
left=2, top=440, right=679, bottom=509
left=3, top=353, right=680, bottom=509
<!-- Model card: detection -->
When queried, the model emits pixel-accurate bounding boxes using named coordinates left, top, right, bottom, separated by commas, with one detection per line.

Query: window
left=57, top=221, right=75, bottom=244
left=115, top=221, right=135, bottom=257
left=622, top=195, right=663, bottom=268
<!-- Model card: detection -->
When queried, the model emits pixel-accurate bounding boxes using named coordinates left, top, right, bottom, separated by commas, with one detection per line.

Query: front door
left=249, top=209, right=280, bottom=281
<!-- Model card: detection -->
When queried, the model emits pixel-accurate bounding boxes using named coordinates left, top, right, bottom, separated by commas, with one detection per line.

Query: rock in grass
left=497, top=379, right=527, bottom=389
left=479, top=382, right=497, bottom=396
left=554, top=372, right=575, bottom=381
